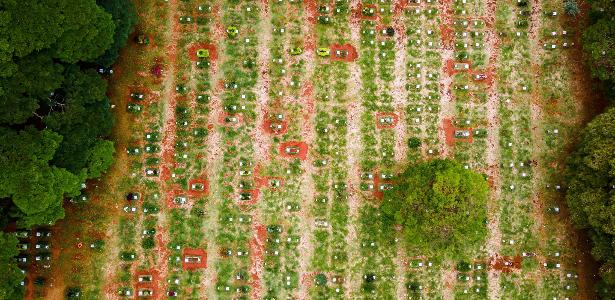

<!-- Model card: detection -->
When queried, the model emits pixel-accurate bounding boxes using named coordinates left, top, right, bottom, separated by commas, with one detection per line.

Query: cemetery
left=3, top=0, right=608, bottom=299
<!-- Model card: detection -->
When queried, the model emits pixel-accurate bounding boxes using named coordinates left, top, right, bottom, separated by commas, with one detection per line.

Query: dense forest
left=0, top=0, right=137, bottom=298
left=565, top=0, right=615, bottom=298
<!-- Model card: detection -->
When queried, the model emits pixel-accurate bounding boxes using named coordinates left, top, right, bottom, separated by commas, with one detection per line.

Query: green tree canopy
left=0, top=233, right=24, bottom=299
left=0, top=127, right=81, bottom=228
left=583, top=18, right=615, bottom=82
left=95, top=0, right=138, bottom=66
left=380, top=159, right=489, bottom=257
left=0, top=0, right=115, bottom=77
left=566, top=107, right=615, bottom=296
left=44, top=67, right=114, bottom=176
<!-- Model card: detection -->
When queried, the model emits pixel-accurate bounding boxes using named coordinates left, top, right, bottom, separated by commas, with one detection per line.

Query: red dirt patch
left=330, top=44, right=358, bottom=62
left=353, top=4, right=378, bottom=21
left=134, top=269, right=160, bottom=297
left=489, top=255, right=522, bottom=272
left=305, top=0, right=318, bottom=24
left=372, top=172, right=393, bottom=200
left=188, top=43, right=218, bottom=62
left=188, top=178, right=209, bottom=197
left=375, top=112, right=399, bottom=129
left=394, top=0, right=409, bottom=15
left=182, top=248, right=207, bottom=270
left=440, top=25, right=454, bottom=49
left=442, top=118, right=474, bottom=147
left=249, top=224, right=266, bottom=299
left=262, top=117, right=288, bottom=135
left=279, top=141, right=308, bottom=160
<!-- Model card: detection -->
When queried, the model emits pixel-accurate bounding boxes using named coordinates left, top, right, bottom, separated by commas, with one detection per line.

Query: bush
left=142, top=237, right=155, bottom=249
left=407, top=137, right=421, bottom=148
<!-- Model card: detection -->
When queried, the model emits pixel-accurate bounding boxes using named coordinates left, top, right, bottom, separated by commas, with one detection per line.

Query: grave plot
left=278, top=141, right=309, bottom=160
left=182, top=248, right=208, bottom=270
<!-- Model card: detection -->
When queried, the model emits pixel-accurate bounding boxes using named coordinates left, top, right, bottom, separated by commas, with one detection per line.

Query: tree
left=86, top=140, right=115, bottom=179
left=95, top=0, right=138, bottom=66
left=44, top=67, right=114, bottom=176
left=583, top=19, right=615, bottom=82
left=380, top=159, right=488, bottom=257
left=0, top=233, right=24, bottom=299
left=0, top=0, right=115, bottom=78
left=566, top=107, right=615, bottom=294
left=0, top=127, right=81, bottom=228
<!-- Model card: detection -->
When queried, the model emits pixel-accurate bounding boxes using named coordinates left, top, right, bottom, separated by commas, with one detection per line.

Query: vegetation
left=583, top=0, right=615, bottom=96
left=0, top=233, right=23, bottom=299
left=0, top=0, right=135, bottom=228
left=566, top=107, right=615, bottom=298
left=0, top=0, right=136, bottom=297
left=380, top=159, right=489, bottom=258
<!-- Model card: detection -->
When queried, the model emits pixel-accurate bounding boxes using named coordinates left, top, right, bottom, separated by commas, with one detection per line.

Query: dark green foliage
left=0, top=233, right=24, bottom=299
left=0, top=1, right=134, bottom=293
left=95, top=0, right=138, bottom=66
left=407, top=137, right=421, bottom=148
left=44, top=67, right=114, bottom=176
left=0, top=127, right=81, bottom=228
left=583, top=19, right=615, bottom=82
left=142, top=237, right=155, bottom=249
left=380, top=159, right=488, bottom=258
left=566, top=107, right=615, bottom=296
left=0, top=0, right=115, bottom=78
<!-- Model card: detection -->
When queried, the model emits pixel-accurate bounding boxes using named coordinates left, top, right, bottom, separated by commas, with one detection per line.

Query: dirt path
left=527, top=3, right=550, bottom=296
left=345, top=0, right=364, bottom=296
left=254, top=0, right=272, bottom=162
left=202, top=5, right=226, bottom=299
left=149, top=0, right=182, bottom=296
left=483, top=0, right=502, bottom=298
left=438, top=0, right=455, bottom=158
left=297, top=3, right=317, bottom=299
left=392, top=8, right=408, bottom=162
left=391, top=3, right=408, bottom=297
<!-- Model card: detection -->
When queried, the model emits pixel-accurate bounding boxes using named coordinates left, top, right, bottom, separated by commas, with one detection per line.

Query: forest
left=0, top=0, right=136, bottom=297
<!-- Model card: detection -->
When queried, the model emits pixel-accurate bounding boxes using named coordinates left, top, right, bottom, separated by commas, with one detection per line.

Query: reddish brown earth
left=352, top=3, right=378, bottom=22
left=375, top=112, right=399, bottom=129
left=305, top=0, right=318, bottom=24
left=134, top=269, right=161, bottom=299
left=393, top=0, right=409, bottom=15
left=440, top=25, right=454, bottom=49
left=187, top=43, right=218, bottom=62
left=489, top=255, right=522, bottom=272
left=262, top=117, right=288, bottom=135
left=330, top=44, right=358, bottom=62
left=182, top=248, right=207, bottom=270
left=187, top=178, right=209, bottom=197
left=249, top=224, right=266, bottom=298
left=278, top=141, right=309, bottom=160
left=442, top=118, right=474, bottom=147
